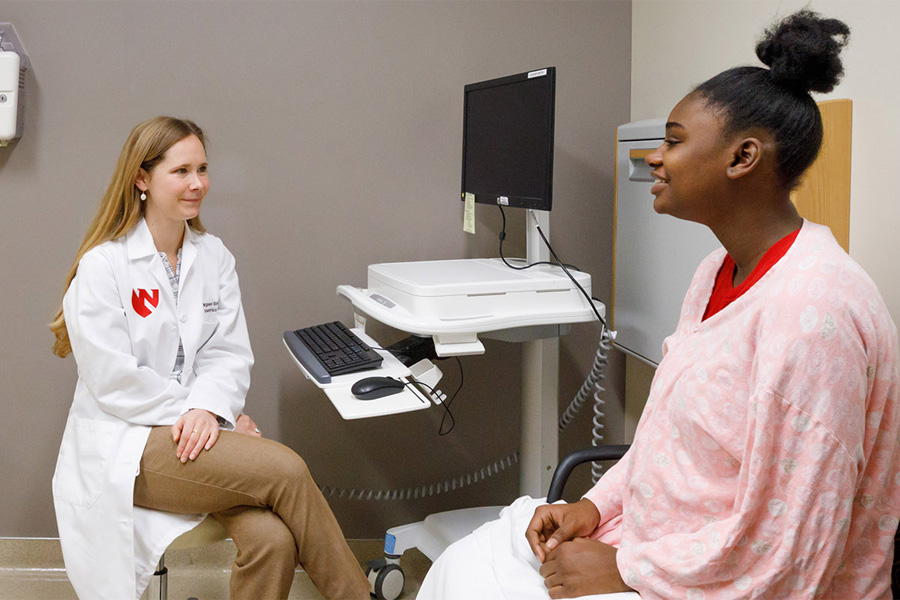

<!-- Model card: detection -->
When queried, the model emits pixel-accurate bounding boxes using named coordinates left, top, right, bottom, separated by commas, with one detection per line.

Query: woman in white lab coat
left=49, top=116, right=371, bottom=600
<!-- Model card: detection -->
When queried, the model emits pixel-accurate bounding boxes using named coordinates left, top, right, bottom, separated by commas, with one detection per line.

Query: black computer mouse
left=350, top=376, right=405, bottom=400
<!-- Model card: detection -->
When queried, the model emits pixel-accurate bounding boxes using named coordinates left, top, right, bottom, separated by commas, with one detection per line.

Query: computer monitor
left=461, top=67, right=556, bottom=211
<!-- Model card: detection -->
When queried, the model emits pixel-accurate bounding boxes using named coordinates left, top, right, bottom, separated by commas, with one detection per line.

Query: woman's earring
left=140, top=191, right=147, bottom=201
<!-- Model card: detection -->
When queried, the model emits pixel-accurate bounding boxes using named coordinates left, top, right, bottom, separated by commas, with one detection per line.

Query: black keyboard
left=283, top=321, right=383, bottom=384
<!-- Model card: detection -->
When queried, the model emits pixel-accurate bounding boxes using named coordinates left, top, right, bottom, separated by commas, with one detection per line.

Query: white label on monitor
left=498, top=196, right=509, bottom=205
left=528, top=69, right=547, bottom=79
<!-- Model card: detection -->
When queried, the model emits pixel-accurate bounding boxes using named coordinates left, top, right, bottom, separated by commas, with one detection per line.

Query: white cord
left=559, top=326, right=615, bottom=483
left=318, top=451, right=519, bottom=501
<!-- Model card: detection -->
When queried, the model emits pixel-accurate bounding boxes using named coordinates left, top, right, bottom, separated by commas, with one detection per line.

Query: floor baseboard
left=0, top=537, right=429, bottom=599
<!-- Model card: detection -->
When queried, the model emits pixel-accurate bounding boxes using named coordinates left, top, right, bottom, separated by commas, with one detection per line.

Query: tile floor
left=0, top=537, right=430, bottom=600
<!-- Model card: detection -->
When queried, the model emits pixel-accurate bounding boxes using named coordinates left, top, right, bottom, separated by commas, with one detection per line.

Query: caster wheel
left=366, top=563, right=405, bottom=600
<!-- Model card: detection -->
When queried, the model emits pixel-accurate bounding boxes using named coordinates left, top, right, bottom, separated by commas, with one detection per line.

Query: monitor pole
left=520, top=209, right=559, bottom=497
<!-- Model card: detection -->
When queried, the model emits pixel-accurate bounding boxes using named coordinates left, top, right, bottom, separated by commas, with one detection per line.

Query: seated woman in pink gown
left=420, top=10, right=900, bottom=600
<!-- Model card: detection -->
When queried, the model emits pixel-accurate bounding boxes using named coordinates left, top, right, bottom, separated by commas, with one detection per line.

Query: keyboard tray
left=284, top=327, right=438, bottom=419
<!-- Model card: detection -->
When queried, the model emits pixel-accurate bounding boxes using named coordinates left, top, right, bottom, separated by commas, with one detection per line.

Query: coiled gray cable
left=318, top=451, right=519, bottom=501
left=558, top=326, right=615, bottom=483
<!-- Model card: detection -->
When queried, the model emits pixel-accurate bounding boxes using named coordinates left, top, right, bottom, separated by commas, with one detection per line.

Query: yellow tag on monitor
left=463, top=192, right=476, bottom=234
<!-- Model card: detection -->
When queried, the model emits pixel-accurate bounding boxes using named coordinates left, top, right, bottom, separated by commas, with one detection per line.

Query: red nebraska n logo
left=132, top=289, right=159, bottom=318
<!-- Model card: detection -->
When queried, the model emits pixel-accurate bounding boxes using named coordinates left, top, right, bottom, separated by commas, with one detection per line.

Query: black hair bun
left=755, top=9, right=850, bottom=94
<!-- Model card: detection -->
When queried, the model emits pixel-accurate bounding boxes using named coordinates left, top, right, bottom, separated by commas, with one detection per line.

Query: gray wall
left=0, top=0, right=631, bottom=538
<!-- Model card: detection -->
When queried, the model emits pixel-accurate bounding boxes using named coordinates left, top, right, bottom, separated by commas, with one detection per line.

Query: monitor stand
left=519, top=208, right=557, bottom=496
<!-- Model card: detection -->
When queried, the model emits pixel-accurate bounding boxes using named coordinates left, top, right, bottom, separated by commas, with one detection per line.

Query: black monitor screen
left=461, top=67, right=555, bottom=211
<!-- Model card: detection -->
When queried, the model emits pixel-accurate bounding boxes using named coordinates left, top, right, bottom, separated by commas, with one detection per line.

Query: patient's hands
left=525, top=498, right=601, bottom=563
left=528, top=500, right=632, bottom=598
left=235, top=413, right=262, bottom=437
left=540, top=538, right=632, bottom=598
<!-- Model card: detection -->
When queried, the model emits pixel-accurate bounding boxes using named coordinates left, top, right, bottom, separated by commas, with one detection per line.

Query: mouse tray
left=284, top=328, right=437, bottom=419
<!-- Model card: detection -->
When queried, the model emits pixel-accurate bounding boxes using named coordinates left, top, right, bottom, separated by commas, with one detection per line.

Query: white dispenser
left=0, top=24, right=28, bottom=144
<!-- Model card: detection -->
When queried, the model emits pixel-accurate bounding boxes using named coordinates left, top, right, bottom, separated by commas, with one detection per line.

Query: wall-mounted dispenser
left=0, top=23, right=28, bottom=146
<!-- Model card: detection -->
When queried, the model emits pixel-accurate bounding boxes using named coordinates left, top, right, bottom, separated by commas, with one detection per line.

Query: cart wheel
left=366, top=563, right=405, bottom=600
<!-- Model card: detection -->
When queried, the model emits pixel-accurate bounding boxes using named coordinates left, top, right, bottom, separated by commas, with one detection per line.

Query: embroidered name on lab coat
left=203, top=301, right=218, bottom=314
left=131, top=288, right=160, bottom=318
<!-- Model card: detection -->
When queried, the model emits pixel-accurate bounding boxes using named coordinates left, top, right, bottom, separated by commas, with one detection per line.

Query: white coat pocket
left=52, top=417, right=116, bottom=509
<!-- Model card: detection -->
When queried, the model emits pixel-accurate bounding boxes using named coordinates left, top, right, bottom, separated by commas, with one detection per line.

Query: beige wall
left=0, top=1, right=631, bottom=537
left=632, top=0, right=900, bottom=326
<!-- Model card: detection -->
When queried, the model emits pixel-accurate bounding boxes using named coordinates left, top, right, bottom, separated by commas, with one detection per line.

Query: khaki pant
left=134, top=427, right=370, bottom=600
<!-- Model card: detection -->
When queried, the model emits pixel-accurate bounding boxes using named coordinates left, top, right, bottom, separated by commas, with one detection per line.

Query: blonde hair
left=50, top=116, right=208, bottom=358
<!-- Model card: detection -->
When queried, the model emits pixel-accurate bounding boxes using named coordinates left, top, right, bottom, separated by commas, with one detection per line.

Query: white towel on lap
left=417, top=496, right=641, bottom=600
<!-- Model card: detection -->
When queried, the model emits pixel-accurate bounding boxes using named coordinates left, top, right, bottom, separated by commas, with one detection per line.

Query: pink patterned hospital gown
left=586, top=221, right=900, bottom=599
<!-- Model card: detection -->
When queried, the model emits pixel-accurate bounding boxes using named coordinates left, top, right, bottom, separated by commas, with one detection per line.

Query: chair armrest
left=546, top=445, right=630, bottom=503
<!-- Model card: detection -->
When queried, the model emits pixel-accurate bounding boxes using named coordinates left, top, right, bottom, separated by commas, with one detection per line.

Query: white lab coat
left=52, top=219, right=254, bottom=600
